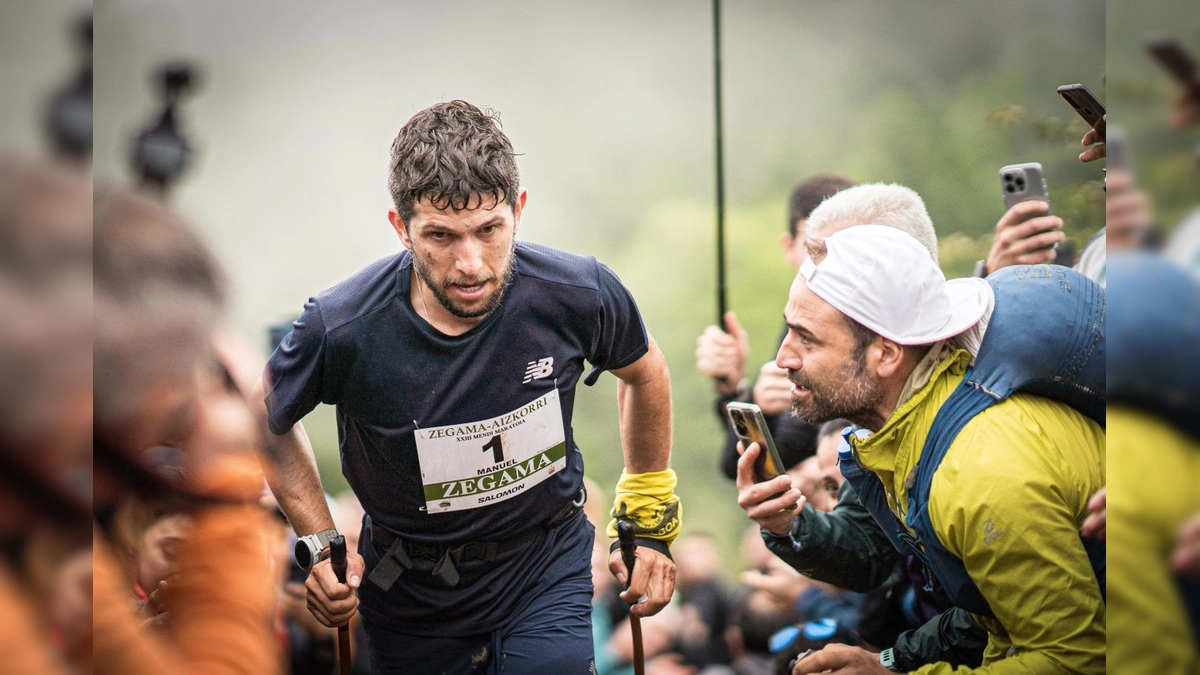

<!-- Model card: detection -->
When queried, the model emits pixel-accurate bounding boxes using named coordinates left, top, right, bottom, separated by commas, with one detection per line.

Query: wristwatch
left=294, top=528, right=341, bottom=572
left=879, top=647, right=901, bottom=672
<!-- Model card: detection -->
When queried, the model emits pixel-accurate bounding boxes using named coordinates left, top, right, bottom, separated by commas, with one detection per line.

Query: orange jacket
left=92, top=499, right=280, bottom=675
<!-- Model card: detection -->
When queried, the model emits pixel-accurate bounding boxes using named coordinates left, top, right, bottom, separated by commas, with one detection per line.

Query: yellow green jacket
left=1107, top=406, right=1200, bottom=674
left=852, top=348, right=1105, bottom=674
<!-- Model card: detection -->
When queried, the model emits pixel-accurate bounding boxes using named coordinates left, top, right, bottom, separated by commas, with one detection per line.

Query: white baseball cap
left=799, top=224, right=991, bottom=345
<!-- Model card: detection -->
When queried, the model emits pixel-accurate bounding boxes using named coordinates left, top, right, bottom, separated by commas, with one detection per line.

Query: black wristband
left=609, top=536, right=673, bottom=561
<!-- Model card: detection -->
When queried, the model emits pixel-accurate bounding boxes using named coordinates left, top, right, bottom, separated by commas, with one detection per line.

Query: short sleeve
left=586, top=262, right=649, bottom=378
left=263, top=297, right=333, bottom=435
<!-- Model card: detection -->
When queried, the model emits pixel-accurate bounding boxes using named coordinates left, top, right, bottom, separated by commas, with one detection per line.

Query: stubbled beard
left=413, top=243, right=515, bottom=319
left=789, top=354, right=885, bottom=431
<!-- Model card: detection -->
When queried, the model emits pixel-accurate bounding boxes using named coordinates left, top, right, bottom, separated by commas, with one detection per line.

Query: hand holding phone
left=988, top=163, right=1060, bottom=270
left=727, top=402, right=798, bottom=515
left=1058, top=84, right=1107, bottom=162
left=727, top=402, right=787, bottom=483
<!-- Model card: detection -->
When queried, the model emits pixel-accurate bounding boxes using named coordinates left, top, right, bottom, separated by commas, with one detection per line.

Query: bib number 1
left=483, top=435, right=504, bottom=464
left=415, top=390, right=567, bottom=513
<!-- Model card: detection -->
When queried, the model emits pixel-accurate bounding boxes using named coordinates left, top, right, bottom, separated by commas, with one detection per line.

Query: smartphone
left=726, top=401, right=791, bottom=490
left=999, top=162, right=1050, bottom=210
left=1147, top=37, right=1200, bottom=86
left=1000, top=162, right=1055, bottom=252
left=1056, top=84, right=1106, bottom=128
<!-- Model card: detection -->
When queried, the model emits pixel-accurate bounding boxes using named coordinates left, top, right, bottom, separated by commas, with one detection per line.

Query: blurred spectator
left=697, top=174, right=857, bottom=479
left=91, top=186, right=280, bottom=674
left=0, top=156, right=93, bottom=673
left=723, top=590, right=799, bottom=675
left=672, top=534, right=733, bottom=668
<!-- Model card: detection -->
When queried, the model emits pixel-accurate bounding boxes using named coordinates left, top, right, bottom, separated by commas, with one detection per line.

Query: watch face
left=294, top=539, right=315, bottom=570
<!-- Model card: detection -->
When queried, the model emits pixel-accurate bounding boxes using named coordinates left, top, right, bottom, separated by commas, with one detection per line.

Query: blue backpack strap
left=906, top=375, right=999, bottom=617
left=837, top=428, right=937, bottom=590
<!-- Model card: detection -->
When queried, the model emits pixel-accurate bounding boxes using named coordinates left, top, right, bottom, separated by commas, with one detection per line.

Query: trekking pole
left=329, top=534, right=352, bottom=675
left=712, top=0, right=728, bottom=329
left=617, top=520, right=645, bottom=675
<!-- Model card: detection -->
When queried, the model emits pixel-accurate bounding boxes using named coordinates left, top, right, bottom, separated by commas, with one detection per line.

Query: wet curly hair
left=387, top=100, right=520, bottom=225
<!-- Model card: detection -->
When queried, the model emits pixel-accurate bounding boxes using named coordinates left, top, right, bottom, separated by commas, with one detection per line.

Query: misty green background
left=86, top=0, right=1104, bottom=570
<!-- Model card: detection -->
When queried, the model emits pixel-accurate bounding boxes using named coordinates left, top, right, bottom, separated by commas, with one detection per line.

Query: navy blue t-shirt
left=265, top=241, right=648, bottom=633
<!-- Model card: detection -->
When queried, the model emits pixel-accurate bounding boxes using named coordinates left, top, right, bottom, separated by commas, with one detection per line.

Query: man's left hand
left=609, top=546, right=676, bottom=617
left=793, top=644, right=891, bottom=674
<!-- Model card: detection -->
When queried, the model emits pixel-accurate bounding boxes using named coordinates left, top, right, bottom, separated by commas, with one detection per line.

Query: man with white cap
left=741, top=225, right=1105, bottom=674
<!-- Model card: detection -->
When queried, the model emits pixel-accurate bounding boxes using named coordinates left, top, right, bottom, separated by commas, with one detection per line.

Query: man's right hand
left=305, top=551, right=365, bottom=627
left=695, top=312, right=749, bottom=396
left=984, top=200, right=1064, bottom=274
left=736, top=441, right=805, bottom=536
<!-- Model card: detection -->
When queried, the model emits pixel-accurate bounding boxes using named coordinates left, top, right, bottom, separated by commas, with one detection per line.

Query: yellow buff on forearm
left=605, top=469, right=682, bottom=545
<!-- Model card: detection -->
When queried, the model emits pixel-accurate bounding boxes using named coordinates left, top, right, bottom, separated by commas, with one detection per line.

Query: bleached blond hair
left=805, top=183, right=939, bottom=263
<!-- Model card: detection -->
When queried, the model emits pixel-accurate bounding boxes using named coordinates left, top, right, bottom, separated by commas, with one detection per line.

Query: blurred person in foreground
left=697, top=174, right=857, bottom=477
left=92, top=187, right=279, bottom=674
left=744, top=225, right=1105, bottom=673
left=256, top=100, right=677, bottom=674
left=0, top=157, right=93, bottom=673
left=1106, top=252, right=1200, bottom=673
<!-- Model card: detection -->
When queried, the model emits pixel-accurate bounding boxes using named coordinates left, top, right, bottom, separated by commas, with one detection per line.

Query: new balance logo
left=523, top=357, right=554, bottom=383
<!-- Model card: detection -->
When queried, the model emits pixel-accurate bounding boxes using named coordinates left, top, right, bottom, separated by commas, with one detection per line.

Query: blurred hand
left=696, top=312, right=749, bottom=395
left=1080, top=115, right=1106, bottom=162
left=753, top=361, right=794, bottom=416
left=1170, top=87, right=1200, bottom=129
left=305, top=552, right=365, bottom=627
left=1104, top=171, right=1152, bottom=252
left=1172, top=513, right=1200, bottom=579
left=736, top=441, right=805, bottom=536
left=793, top=644, right=890, bottom=674
left=985, top=201, right=1064, bottom=273
left=740, top=557, right=813, bottom=608
left=1081, top=487, right=1105, bottom=541
left=647, top=653, right=698, bottom=675
left=609, top=546, right=677, bottom=618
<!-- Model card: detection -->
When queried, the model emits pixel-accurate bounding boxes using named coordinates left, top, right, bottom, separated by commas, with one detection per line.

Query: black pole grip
left=617, top=519, right=637, bottom=586
left=329, top=534, right=347, bottom=584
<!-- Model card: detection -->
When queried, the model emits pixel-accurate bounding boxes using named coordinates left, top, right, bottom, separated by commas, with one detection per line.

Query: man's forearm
left=264, top=422, right=336, bottom=535
left=616, top=341, right=672, bottom=472
left=251, top=378, right=335, bottom=535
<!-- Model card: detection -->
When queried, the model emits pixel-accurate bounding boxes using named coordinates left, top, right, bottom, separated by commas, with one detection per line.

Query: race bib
left=416, top=390, right=567, bottom=514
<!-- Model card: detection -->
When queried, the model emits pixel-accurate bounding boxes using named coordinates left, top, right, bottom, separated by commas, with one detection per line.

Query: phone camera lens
left=1015, top=177, right=1026, bottom=189
left=734, top=419, right=748, bottom=435
left=1005, top=185, right=1016, bottom=193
